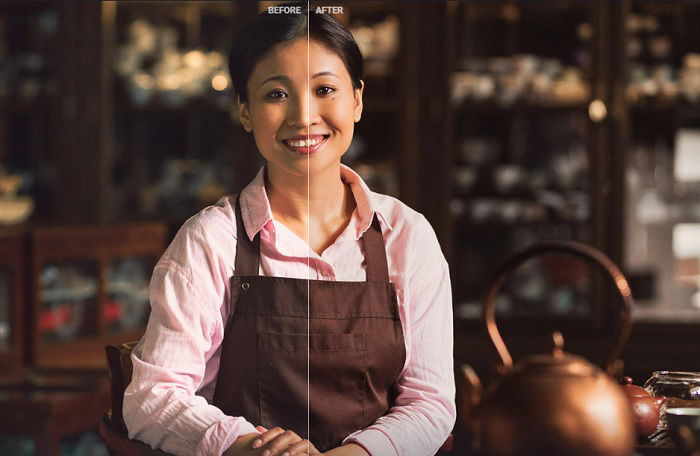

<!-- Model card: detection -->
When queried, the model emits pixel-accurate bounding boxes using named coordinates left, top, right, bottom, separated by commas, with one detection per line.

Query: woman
left=123, top=4, right=455, bottom=456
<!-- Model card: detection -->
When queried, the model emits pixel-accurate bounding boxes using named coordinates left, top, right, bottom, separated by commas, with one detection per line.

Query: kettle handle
left=483, top=241, right=633, bottom=376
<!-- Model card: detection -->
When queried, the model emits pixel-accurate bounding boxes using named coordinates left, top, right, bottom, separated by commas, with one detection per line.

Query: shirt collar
left=237, top=164, right=393, bottom=242
left=339, top=163, right=394, bottom=240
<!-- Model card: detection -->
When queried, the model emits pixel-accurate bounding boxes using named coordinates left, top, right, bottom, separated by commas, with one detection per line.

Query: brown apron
left=212, top=196, right=406, bottom=451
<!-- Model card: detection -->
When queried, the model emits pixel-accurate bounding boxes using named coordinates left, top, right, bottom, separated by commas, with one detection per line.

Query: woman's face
left=238, top=38, right=363, bottom=180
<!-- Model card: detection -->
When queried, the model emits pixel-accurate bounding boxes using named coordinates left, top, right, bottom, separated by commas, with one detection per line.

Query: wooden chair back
left=100, top=342, right=171, bottom=456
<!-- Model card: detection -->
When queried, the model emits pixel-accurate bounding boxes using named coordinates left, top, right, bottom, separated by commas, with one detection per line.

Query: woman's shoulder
left=179, top=194, right=238, bottom=238
left=159, top=194, right=239, bottom=270
left=369, top=190, right=435, bottom=239
left=148, top=195, right=239, bottom=317
left=195, top=193, right=238, bottom=226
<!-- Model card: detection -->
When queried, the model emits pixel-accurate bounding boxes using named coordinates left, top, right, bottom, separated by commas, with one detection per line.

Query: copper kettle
left=461, top=241, right=636, bottom=456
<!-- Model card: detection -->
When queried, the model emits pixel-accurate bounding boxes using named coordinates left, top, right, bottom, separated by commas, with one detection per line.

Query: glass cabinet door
left=38, top=261, right=99, bottom=342
left=339, top=2, right=402, bottom=198
left=0, top=1, right=59, bottom=224
left=104, top=256, right=155, bottom=334
left=106, top=1, right=259, bottom=226
left=623, top=2, right=700, bottom=322
left=447, top=1, right=598, bottom=320
left=0, top=435, right=34, bottom=456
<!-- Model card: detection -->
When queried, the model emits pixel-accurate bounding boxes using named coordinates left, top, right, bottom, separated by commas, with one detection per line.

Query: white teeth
left=286, top=137, right=325, bottom=148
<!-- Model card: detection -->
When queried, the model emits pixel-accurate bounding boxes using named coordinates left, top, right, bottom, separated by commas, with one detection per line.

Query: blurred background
left=2, top=1, right=700, bottom=454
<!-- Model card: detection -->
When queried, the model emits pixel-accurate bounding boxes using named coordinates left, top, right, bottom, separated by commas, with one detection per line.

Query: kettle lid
left=510, top=331, right=599, bottom=377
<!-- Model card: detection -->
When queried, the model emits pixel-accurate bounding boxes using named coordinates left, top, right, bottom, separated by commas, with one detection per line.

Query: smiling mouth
left=282, top=135, right=329, bottom=155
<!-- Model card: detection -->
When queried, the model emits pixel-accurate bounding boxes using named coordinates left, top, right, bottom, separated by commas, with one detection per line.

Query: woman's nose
left=286, top=94, right=319, bottom=128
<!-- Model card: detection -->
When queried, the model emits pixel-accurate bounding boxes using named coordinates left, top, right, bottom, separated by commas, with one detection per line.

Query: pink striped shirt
left=123, top=164, right=455, bottom=456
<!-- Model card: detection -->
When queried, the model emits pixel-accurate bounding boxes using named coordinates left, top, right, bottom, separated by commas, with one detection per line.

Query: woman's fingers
left=284, top=439, right=320, bottom=455
left=260, top=430, right=302, bottom=456
left=251, top=427, right=285, bottom=449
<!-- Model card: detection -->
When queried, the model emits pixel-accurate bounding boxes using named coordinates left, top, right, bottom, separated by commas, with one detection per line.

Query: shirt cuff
left=195, top=416, right=259, bottom=456
left=343, top=428, right=398, bottom=456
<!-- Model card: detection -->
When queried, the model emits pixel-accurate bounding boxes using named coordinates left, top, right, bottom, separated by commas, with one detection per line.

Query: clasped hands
left=224, top=425, right=321, bottom=456
left=225, top=425, right=369, bottom=456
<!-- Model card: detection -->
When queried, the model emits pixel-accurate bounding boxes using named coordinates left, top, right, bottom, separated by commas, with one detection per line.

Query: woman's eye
left=267, top=90, right=287, bottom=100
left=316, top=86, right=335, bottom=96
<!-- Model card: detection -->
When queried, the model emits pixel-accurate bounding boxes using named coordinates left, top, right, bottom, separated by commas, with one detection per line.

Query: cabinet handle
left=588, top=99, right=608, bottom=123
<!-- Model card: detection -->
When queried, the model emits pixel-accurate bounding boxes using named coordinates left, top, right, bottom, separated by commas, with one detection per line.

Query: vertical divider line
left=306, top=0, right=311, bottom=445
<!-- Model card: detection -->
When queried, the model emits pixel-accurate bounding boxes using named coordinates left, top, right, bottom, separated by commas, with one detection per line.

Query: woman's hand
left=223, top=432, right=266, bottom=456
left=251, top=425, right=322, bottom=455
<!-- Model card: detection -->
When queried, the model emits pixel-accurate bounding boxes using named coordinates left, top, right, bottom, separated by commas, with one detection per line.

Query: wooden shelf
left=115, top=99, right=232, bottom=114
left=455, top=100, right=589, bottom=114
left=629, top=101, right=700, bottom=113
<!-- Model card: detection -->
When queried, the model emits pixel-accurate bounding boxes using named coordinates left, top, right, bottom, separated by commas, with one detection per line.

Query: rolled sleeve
left=122, top=216, right=259, bottom=456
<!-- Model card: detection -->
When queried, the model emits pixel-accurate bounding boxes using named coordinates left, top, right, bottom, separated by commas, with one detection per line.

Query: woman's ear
left=353, top=80, right=364, bottom=123
left=237, top=96, right=253, bottom=133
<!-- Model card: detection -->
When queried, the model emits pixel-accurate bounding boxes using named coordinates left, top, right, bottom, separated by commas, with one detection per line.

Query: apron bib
left=212, top=196, right=406, bottom=451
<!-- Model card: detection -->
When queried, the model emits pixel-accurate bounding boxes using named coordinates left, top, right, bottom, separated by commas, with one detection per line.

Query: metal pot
left=464, top=241, right=636, bottom=456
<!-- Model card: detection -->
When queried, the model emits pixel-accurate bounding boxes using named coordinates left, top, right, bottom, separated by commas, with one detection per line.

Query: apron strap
left=234, top=195, right=261, bottom=276
left=361, top=215, right=390, bottom=283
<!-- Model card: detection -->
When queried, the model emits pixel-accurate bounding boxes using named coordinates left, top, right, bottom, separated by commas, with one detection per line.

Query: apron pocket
left=257, top=332, right=366, bottom=448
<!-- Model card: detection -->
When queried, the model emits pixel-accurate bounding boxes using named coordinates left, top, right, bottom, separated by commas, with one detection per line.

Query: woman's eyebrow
left=259, top=71, right=338, bottom=86
left=312, top=71, right=338, bottom=79
left=260, top=74, right=289, bottom=86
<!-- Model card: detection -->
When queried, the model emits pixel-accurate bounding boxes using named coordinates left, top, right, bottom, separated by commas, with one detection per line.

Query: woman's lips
left=282, top=135, right=329, bottom=155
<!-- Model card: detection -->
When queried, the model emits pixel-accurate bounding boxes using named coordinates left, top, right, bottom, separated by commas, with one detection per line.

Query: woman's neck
left=265, top=163, right=355, bottom=228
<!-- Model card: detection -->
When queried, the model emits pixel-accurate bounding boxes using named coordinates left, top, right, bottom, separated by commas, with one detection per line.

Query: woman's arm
left=324, top=443, right=370, bottom=456
left=343, top=215, right=456, bottom=456
left=123, top=214, right=260, bottom=455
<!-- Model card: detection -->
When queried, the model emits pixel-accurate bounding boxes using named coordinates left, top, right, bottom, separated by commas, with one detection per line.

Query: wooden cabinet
left=0, top=378, right=111, bottom=456
left=0, top=222, right=165, bottom=453
left=30, top=222, right=167, bottom=369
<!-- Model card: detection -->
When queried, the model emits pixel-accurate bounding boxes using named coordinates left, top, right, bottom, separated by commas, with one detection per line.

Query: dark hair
left=228, top=1, right=363, bottom=104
